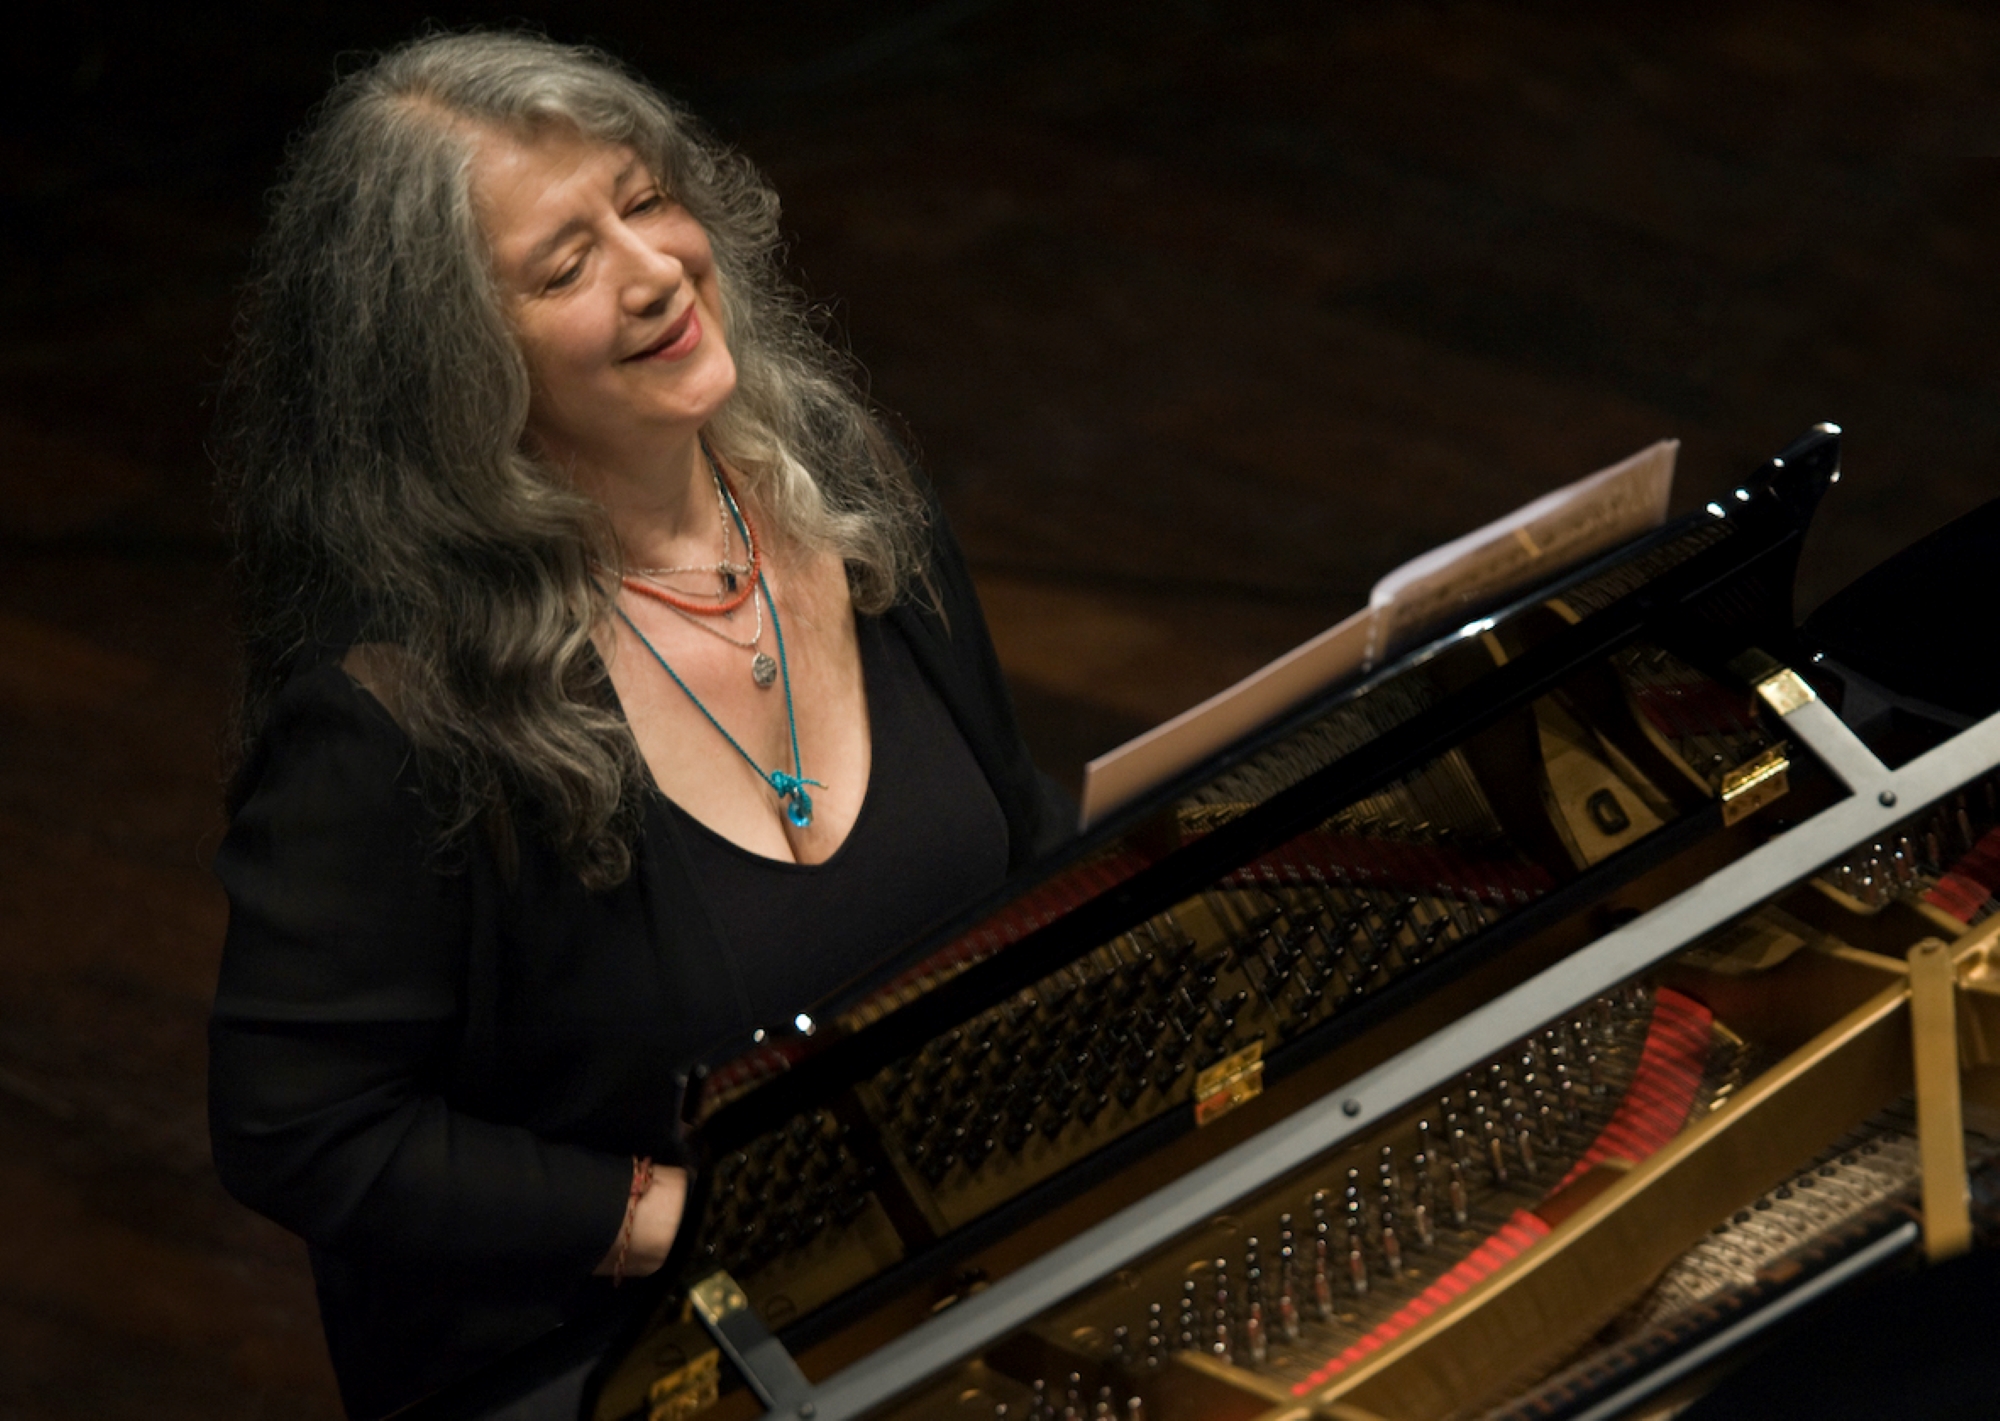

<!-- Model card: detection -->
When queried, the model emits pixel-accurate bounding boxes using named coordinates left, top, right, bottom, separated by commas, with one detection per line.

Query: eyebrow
left=521, top=158, right=645, bottom=269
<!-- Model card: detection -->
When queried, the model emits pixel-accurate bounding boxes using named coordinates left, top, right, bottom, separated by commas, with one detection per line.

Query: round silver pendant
left=751, top=652, right=779, bottom=688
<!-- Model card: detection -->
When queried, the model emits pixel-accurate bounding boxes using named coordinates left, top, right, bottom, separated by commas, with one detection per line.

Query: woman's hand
left=595, top=1164, right=689, bottom=1279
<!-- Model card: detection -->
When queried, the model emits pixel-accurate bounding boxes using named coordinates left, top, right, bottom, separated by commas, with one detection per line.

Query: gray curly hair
left=220, top=28, right=927, bottom=889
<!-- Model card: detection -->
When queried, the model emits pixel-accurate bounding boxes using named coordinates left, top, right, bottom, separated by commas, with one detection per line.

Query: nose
left=614, top=229, right=685, bottom=320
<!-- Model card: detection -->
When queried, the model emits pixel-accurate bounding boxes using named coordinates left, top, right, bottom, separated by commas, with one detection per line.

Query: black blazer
left=208, top=513, right=1069, bottom=1418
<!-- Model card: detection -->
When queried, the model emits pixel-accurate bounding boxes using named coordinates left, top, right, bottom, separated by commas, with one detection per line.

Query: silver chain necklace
left=627, top=463, right=753, bottom=593
left=660, top=585, right=777, bottom=688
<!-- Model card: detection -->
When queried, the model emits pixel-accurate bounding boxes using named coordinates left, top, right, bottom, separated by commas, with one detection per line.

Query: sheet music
left=1076, top=440, right=1677, bottom=829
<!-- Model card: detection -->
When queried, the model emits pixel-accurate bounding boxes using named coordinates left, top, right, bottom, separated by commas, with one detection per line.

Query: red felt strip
left=1289, top=988, right=1714, bottom=1397
left=1925, top=872, right=1986, bottom=924
left=1291, top=1211, right=1552, bottom=1393
left=1556, top=988, right=1712, bottom=1190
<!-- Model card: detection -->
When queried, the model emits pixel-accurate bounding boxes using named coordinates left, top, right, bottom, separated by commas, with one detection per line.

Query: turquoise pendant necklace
left=614, top=465, right=823, bottom=829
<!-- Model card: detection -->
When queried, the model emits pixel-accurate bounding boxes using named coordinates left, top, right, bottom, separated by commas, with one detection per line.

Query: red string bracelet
left=612, top=1155, right=654, bottom=1287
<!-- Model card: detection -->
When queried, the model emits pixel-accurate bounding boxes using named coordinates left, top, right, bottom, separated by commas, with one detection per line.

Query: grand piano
left=417, top=425, right=2000, bottom=1421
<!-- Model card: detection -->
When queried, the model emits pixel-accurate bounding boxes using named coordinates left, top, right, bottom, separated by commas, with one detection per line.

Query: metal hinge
left=1720, top=744, right=1791, bottom=825
left=1194, top=1041, right=1265, bottom=1126
left=647, top=1347, right=721, bottom=1420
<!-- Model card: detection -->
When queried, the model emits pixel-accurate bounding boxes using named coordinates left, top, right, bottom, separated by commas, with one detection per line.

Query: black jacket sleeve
left=207, top=661, right=632, bottom=1286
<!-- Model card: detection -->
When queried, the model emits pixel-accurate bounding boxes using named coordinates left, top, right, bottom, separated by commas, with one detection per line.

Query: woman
left=209, top=29, right=1067, bottom=1419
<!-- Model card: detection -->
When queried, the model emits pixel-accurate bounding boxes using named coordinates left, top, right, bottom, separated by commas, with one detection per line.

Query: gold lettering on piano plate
left=1194, top=1041, right=1266, bottom=1126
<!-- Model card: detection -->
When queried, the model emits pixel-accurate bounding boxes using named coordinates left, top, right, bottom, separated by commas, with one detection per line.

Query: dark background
left=2, top=3, right=1996, bottom=1415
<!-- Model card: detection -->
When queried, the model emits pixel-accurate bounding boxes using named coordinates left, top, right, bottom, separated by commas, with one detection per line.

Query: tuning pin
left=1345, top=1210, right=1369, bottom=1297
left=1535, top=1096, right=1559, bottom=1146
left=1379, top=1145, right=1402, bottom=1209
left=1554, top=1062, right=1582, bottom=1125
left=1380, top=1209, right=1403, bottom=1277
left=1312, top=1220, right=1335, bottom=1321
left=1245, top=1293, right=1268, bottom=1366
left=1411, top=1153, right=1436, bottom=1248
left=1486, top=1120, right=1510, bottom=1187
left=1127, top=1398, right=1146, bottom=1421
left=1448, top=1158, right=1469, bottom=1227
left=1512, top=1111, right=1536, bottom=1177
left=1096, top=1385, right=1115, bottom=1418
left=1276, top=1245, right=1301, bottom=1340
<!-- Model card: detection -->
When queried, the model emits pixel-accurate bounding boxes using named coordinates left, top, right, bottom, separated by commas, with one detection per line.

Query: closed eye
left=545, top=253, right=586, bottom=291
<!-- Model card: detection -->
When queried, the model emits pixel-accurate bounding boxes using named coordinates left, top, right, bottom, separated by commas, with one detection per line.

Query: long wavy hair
left=220, top=29, right=927, bottom=889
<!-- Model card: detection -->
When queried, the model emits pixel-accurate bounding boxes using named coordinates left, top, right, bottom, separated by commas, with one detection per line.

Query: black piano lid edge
left=681, top=451, right=1748, bottom=1098
left=681, top=425, right=1836, bottom=1117
left=695, top=425, right=1839, bottom=1153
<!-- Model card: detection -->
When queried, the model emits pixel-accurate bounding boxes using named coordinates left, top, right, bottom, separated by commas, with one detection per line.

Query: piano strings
left=995, top=984, right=1751, bottom=1404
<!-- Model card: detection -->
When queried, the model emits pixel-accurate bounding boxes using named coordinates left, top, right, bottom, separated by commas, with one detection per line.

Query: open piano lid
left=667, top=428, right=1834, bottom=1315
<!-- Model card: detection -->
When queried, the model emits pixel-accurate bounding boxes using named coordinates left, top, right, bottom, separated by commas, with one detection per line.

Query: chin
left=682, top=366, right=739, bottom=427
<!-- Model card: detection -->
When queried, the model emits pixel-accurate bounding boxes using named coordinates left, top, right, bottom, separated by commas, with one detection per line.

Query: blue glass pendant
left=768, top=771, right=821, bottom=829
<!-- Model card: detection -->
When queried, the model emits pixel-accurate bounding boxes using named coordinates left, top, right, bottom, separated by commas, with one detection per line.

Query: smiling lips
left=628, top=305, right=701, bottom=362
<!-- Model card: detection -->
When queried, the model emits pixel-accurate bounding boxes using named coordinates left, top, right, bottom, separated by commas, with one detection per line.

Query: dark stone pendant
left=752, top=652, right=778, bottom=688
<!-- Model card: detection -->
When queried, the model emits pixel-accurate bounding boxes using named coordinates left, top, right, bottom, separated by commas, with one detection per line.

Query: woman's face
left=471, top=125, right=737, bottom=473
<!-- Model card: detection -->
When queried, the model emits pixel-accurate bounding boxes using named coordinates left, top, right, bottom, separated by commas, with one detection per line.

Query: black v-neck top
left=661, top=616, right=1008, bottom=1031
left=209, top=505, right=1072, bottom=1419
